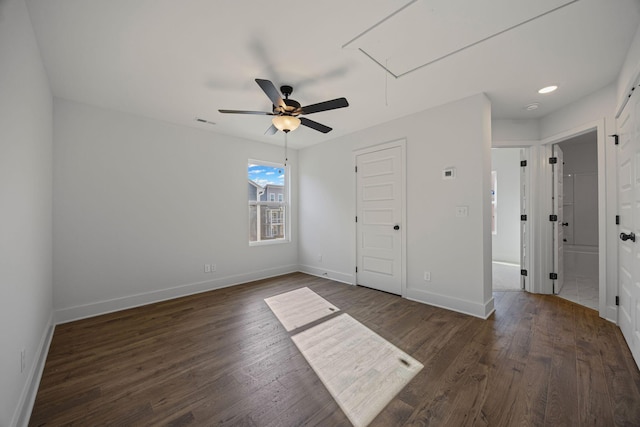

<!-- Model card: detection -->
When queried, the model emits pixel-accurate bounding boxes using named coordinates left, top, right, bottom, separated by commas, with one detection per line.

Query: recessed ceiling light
left=525, top=103, right=540, bottom=111
left=538, top=85, right=558, bottom=94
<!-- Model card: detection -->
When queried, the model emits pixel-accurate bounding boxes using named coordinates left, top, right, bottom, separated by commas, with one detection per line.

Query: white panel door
left=617, top=88, right=640, bottom=366
left=553, top=145, right=565, bottom=294
left=356, top=145, right=403, bottom=295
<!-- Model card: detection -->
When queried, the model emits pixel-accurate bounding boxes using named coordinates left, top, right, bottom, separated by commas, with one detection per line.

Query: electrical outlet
left=455, top=206, right=468, bottom=217
left=204, top=264, right=211, bottom=273
left=20, top=349, right=25, bottom=373
left=424, top=271, right=431, bottom=281
left=211, top=264, right=216, bottom=272
left=318, top=254, right=323, bottom=262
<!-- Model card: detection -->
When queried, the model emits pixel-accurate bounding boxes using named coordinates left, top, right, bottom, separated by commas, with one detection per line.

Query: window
left=248, top=160, right=288, bottom=244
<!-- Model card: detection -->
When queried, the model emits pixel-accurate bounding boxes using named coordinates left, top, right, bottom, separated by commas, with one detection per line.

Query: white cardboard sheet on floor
left=292, top=313, right=423, bottom=427
left=264, top=287, right=339, bottom=331
left=265, top=288, right=422, bottom=426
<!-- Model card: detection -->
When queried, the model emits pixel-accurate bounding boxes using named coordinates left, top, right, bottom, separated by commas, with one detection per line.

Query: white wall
left=53, top=99, right=298, bottom=322
left=492, top=119, right=540, bottom=144
left=0, top=0, right=54, bottom=425
left=539, top=84, right=616, bottom=140
left=299, top=94, right=494, bottom=318
left=491, top=148, right=521, bottom=264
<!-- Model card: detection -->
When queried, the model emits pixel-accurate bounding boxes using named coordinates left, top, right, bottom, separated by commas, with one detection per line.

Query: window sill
left=249, top=238, right=290, bottom=247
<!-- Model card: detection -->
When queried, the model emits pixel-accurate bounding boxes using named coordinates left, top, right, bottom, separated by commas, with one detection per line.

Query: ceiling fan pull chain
left=284, top=132, right=288, bottom=166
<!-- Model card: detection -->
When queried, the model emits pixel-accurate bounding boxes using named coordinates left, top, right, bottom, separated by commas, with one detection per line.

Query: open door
left=552, top=144, right=565, bottom=294
left=520, top=149, right=528, bottom=291
left=617, top=85, right=640, bottom=367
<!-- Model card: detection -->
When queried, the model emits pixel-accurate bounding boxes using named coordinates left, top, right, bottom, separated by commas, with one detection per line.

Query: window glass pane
left=248, top=161, right=287, bottom=243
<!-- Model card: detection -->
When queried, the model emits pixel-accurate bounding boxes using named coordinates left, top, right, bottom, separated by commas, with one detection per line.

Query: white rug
left=292, top=313, right=423, bottom=427
left=264, top=287, right=340, bottom=331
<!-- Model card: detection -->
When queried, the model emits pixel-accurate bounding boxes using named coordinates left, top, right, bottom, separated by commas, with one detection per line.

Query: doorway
left=554, top=131, right=599, bottom=310
left=491, top=148, right=523, bottom=291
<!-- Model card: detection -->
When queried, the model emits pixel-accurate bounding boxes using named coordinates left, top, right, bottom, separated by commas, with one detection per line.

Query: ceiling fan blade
left=301, top=97, right=349, bottom=115
left=300, top=117, right=332, bottom=133
left=218, top=109, right=274, bottom=115
left=264, top=124, right=278, bottom=135
left=255, top=79, right=286, bottom=109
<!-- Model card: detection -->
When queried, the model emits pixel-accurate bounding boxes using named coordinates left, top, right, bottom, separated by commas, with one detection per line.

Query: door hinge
left=355, top=166, right=358, bottom=173
left=610, top=134, right=619, bottom=145
left=521, top=269, right=528, bottom=276
left=616, top=215, right=620, bottom=225
left=549, top=272, right=558, bottom=280
left=520, top=160, right=527, bottom=167
left=355, top=266, right=358, bottom=273
left=549, top=214, right=558, bottom=222
left=549, top=157, right=558, bottom=164
left=355, top=216, right=358, bottom=223
left=521, top=214, right=527, bottom=221
left=616, top=296, right=620, bottom=306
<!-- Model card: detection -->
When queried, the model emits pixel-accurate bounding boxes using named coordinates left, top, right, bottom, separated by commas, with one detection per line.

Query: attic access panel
left=345, top=0, right=577, bottom=78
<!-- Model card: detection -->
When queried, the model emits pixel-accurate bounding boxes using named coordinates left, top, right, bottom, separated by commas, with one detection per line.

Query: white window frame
left=249, top=159, right=290, bottom=246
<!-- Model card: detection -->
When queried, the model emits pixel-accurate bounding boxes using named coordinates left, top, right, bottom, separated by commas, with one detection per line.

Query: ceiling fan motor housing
left=274, top=98, right=301, bottom=116
left=280, top=85, right=293, bottom=97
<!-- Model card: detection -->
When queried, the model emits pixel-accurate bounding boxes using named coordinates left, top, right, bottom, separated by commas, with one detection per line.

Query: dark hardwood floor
left=30, top=273, right=640, bottom=426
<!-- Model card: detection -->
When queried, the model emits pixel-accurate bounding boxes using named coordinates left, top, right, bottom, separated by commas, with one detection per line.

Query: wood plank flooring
left=29, top=273, right=640, bottom=426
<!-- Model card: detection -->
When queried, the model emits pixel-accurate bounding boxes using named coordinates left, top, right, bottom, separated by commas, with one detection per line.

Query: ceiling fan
left=218, top=79, right=349, bottom=135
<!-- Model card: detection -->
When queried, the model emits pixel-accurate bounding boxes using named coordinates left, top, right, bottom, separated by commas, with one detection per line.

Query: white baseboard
left=300, top=266, right=495, bottom=318
left=605, top=305, right=618, bottom=324
left=405, top=288, right=495, bottom=319
left=13, top=314, right=55, bottom=427
left=55, top=265, right=298, bottom=324
left=297, top=264, right=354, bottom=285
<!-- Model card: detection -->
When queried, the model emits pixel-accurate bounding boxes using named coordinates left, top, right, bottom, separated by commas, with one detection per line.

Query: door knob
left=562, top=222, right=569, bottom=226
left=393, top=225, right=400, bottom=230
left=620, top=232, right=636, bottom=242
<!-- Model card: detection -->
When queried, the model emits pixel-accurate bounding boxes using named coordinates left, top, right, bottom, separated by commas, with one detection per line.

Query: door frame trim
left=353, top=138, right=407, bottom=297
left=539, top=119, right=607, bottom=317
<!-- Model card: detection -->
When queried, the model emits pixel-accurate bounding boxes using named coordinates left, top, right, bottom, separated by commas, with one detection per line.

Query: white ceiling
left=26, top=0, right=640, bottom=149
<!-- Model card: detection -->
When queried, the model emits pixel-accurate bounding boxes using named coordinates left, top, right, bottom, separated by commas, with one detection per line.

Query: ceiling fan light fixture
left=272, top=115, right=300, bottom=132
